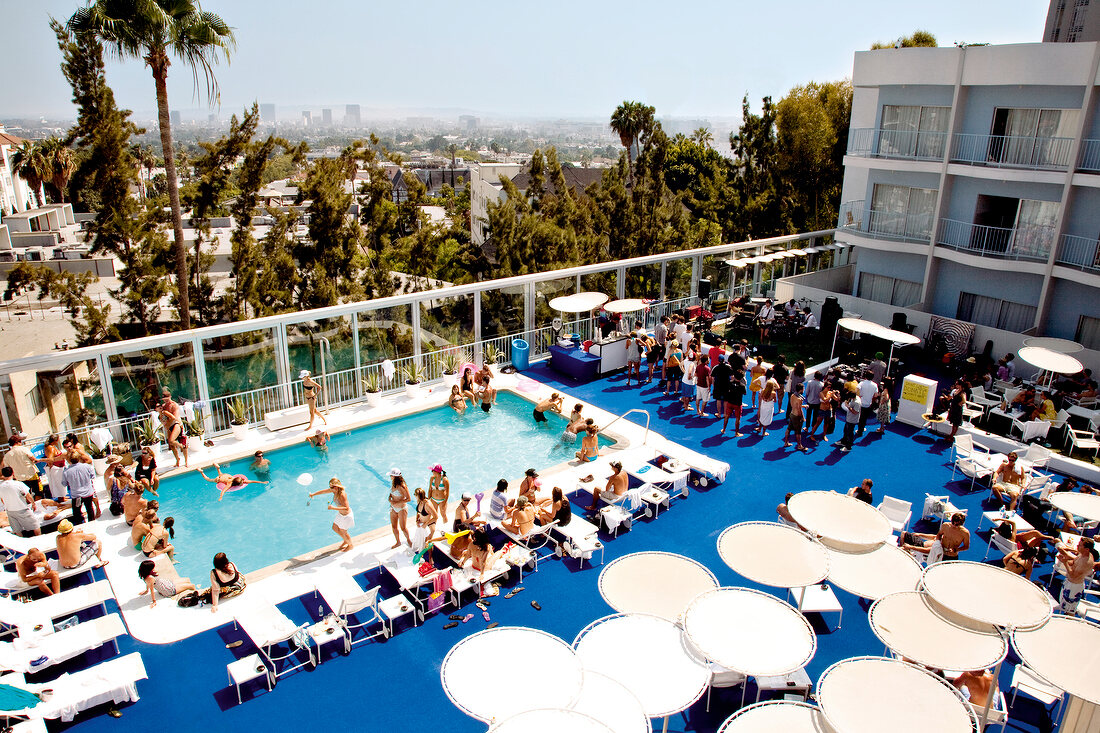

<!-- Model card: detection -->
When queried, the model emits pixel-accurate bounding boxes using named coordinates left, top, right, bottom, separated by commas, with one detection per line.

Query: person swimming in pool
left=250, top=450, right=271, bottom=476
left=198, top=463, right=268, bottom=501
left=307, top=429, right=329, bottom=451
left=575, top=424, right=599, bottom=463
left=479, top=386, right=493, bottom=413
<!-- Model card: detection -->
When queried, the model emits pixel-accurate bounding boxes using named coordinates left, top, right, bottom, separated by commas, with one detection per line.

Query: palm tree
left=610, top=100, right=655, bottom=186
left=68, top=0, right=235, bottom=331
left=10, top=141, right=49, bottom=208
left=39, top=138, right=75, bottom=203
left=692, top=127, right=714, bottom=149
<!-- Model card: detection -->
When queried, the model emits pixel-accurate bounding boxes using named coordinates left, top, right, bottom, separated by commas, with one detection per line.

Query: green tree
left=872, top=30, right=937, bottom=49
left=691, top=127, right=714, bottom=148
left=295, top=155, right=366, bottom=309
left=68, top=0, right=235, bottom=331
left=610, top=100, right=656, bottom=186
left=10, top=141, right=49, bottom=206
left=730, top=95, right=789, bottom=239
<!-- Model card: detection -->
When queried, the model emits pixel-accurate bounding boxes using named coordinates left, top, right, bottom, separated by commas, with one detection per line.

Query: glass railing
left=1056, top=233, right=1100, bottom=271
left=847, top=128, right=948, bottom=161
left=951, top=133, right=1075, bottom=171
left=838, top=201, right=933, bottom=243
left=937, top=218, right=1054, bottom=262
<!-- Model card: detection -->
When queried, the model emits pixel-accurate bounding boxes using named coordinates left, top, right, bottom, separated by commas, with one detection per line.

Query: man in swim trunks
left=1057, top=535, right=1100, bottom=614
left=935, top=512, right=970, bottom=560
left=575, top=424, right=599, bottom=463
left=990, top=451, right=1026, bottom=510
left=16, top=548, right=59, bottom=595
left=476, top=366, right=497, bottom=404
left=55, top=519, right=108, bottom=569
left=480, top=386, right=493, bottom=413
left=533, top=393, right=563, bottom=423
left=122, top=482, right=148, bottom=525
left=588, top=461, right=628, bottom=511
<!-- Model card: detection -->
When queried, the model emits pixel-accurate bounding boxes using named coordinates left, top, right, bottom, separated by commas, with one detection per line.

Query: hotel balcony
left=838, top=200, right=933, bottom=244
left=1056, top=233, right=1100, bottom=272
left=936, top=218, right=1054, bottom=263
left=950, top=133, right=1074, bottom=172
left=1079, top=140, right=1100, bottom=173
left=846, top=128, right=947, bottom=162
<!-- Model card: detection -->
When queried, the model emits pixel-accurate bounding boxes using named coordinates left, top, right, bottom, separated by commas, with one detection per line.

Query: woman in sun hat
left=388, top=468, right=411, bottom=549
left=300, top=370, right=327, bottom=431
left=310, top=477, right=355, bottom=552
left=427, top=464, right=450, bottom=524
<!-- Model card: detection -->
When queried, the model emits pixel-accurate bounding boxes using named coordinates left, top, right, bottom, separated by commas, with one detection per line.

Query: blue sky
left=5, top=0, right=1048, bottom=121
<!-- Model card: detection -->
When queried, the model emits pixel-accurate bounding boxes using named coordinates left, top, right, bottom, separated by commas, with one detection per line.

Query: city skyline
left=5, top=0, right=1047, bottom=121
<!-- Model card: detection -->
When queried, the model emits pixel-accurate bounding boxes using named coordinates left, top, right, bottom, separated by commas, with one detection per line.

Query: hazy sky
left=4, top=0, right=1048, bottom=121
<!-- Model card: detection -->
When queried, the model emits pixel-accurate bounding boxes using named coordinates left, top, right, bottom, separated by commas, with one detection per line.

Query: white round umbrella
left=724, top=258, right=751, bottom=268
left=718, top=701, right=832, bottom=733
left=442, top=627, right=583, bottom=723
left=1017, top=346, right=1084, bottom=376
left=868, top=591, right=1007, bottom=672
left=804, top=246, right=825, bottom=254
left=787, top=491, right=893, bottom=551
left=603, top=299, right=648, bottom=314
left=1013, top=615, right=1100, bottom=705
left=573, top=613, right=710, bottom=723
left=597, top=552, right=719, bottom=623
left=1022, top=336, right=1085, bottom=354
left=921, top=561, right=1052, bottom=630
left=757, top=253, right=781, bottom=263
left=740, top=256, right=763, bottom=265
left=570, top=670, right=652, bottom=733
left=1049, top=491, right=1100, bottom=522
left=717, top=522, right=829, bottom=589
left=682, top=587, right=816, bottom=678
left=818, top=657, right=978, bottom=733
left=548, top=291, right=609, bottom=313
left=777, top=250, right=798, bottom=259
left=489, top=709, right=614, bottom=733
left=787, top=248, right=808, bottom=256
left=821, top=540, right=923, bottom=601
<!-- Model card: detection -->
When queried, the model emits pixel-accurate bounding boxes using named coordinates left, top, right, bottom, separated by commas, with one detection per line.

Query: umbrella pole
left=887, top=343, right=896, bottom=377
left=830, top=322, right=840, bottom=361
left=662, top=715, right=669, bottom=733
left=978, top=631, right=1008, bottom=730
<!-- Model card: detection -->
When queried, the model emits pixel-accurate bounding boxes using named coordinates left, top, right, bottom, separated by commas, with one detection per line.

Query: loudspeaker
left=891, top=312, right=908, bottom=332
left=697, top=278, right=711, bottom=301
left=820, top=296, right=842, bottom=339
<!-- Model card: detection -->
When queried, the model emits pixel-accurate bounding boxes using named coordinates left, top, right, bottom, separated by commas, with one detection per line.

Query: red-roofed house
left=0, top=125, right=38, bottom=216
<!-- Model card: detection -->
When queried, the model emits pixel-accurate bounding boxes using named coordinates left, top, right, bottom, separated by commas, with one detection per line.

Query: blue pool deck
left=57, top=362, right=1067, bottom=733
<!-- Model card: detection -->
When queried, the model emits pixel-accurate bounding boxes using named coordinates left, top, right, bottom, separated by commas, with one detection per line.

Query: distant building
left=459, top=115, right=479, bottom=131
left=208, top=113, right=217, bottom=124
left=345, top=104, right=361, bottom=125
left=0, top=125, right=37, bottom=215
left=260, top=103, right=276, bottom=121
left=469, top=163, right=525, bottom=245
left=170, top=110, right=181, bottom=125
left=322, top=108, right=332, bottom=125
left=391, top=167, right=473, bottom=204
left=301, top=111, right=312, bottom=126
left=1045, top=0, right=1100, bottom=42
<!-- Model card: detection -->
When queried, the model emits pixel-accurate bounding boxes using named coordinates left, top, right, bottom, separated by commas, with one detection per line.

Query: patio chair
left=1018, top=443, right=1051, bottom=469
left=982, top=528, right=1017, bottom=561
left=876, top=496, right=912, bottom=534
left=951, top=434, right=991, bottom=464
left=1010, top=418, right=1050, bottom=444
left=0, top=580, right=112, bottom=640
left=0, top=613, right=126, bottom=673
left=954, top=455, right=994, bottom=491
left=1067, top=428, right=1100, bottom=458
left=1009, top=663, right=1064, bottom=721
left=2, top=652, right=147, bottom=723
left=549, top=515, right=604, bottom=567
left=969, top=386, right=1000, bottom=412
left=495, top=519, right=558, bottom=573
left=704, top=661, right=746, bottom=712
left=314, top=573, right=388, bottom=647
left=966, top=690, right=1008, bottom=733
left=234, top=602, right=315, bottom=680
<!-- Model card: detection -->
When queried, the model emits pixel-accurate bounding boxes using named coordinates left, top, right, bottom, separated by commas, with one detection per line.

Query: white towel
left=381, top=359, right=396, bottom=383
left=182, top=401, right=196, bottom=422
left=624, top=487, right=644, bottom=512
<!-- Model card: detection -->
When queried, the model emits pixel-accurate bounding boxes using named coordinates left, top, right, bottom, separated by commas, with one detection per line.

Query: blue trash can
left=511, top=339, right=530, bottom=371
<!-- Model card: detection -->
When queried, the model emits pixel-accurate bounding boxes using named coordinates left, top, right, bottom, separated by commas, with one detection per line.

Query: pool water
left=157, top=392, right=613, bottom=581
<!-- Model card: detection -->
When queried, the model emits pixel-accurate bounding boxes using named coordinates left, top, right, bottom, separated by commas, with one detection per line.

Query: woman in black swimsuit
left=300, top=370, right=328, bottom=431
left=459, top=367, right=477, bottom=404
left=157, top=406, right=189, bottom=468
left=413, top=487, right=438, bottom=544
left=133, top=448, right=160, bottom=495
left=209, top=552, right=246, bottom=613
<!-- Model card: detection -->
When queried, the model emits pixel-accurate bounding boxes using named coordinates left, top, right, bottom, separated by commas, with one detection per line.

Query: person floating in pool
left=532, top=393, right=563, bottom=424
left=250, top=450, right=271, bottom=476
left=300, top=370, right=328, bottom=432
left=309, top=477, right=355, bottom=552
left=198, top=463, right=268, bottom=501
left=307, top=429, right=329, bottom=451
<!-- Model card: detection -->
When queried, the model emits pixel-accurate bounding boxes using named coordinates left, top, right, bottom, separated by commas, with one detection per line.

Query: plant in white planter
left=362, top=372, right=383, bottom=408
left=402, top=362, right=426, bottom=400
left=185, top=411, right=207, bottom=454
left=134, top=418, right=162, bottom=457
left=227, top=397, right=250, bottom=441
left=87, top=441, right=110, bottom=476
left=439, top=349, right=463, bottom=388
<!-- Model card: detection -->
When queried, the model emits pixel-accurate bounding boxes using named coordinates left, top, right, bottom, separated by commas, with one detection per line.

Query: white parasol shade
left=682, top=587, right=816, bottom=678
left=598, top=552, right=718, bottom=622
left=1022, top=336, right=1085, bottom=354
left=787, top=491, right=893, bottom=551
left=921, top=561, right=1052, bottom=630
left=717, top=522, right=829, bottom=589
left=1012, top=615, right=1100, bottom=706
left=548, top=292, right=609, bottom=313
left=718, top=701, right=833, bottom=733
left=740, top=256, right=763, bottom=265
left=442, top=627, right=583, bottom=722
left=1017, top=346, right=1084, bottom=375
left=1049, top=492, right=1100, bottom=522
left=804, top=246, right=825, bottom=254
left=570, top=670, right=652, bottom=733
left=787, top=248, right=808, bottom=256
left=574, top=613, right=710, bottom=720
left=821, top=540, right=923, bottom=601
left=817, top=657, right=978, bottom=733
left=603, top=299, right=648, bottom=314
left=777, top=250, right=798, bottom=258
left=724, top=259, right=751, bottom=268
left=837, top=317, right=880, bottom=336
left=488, top=709, right=614, bottom=733
left=868, top=591, right=1007, bottom=672
left=757, top=253, right=781, bottom=263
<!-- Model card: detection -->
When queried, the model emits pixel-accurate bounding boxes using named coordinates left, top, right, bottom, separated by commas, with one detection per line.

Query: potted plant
left=185, top=412, right=206, bottom=455
left=134, top=418, right=162, bottom=457
left=402, top=361, right=426, bottom=400
left=87, top=441, right=110, bottom=476
left=439, top=350, right=462, bottom=388
left=362, top=372, right=383, bottom=408
left=227, top=397, right=250, bottom=441
left=482, top=343, right=502, bottom=374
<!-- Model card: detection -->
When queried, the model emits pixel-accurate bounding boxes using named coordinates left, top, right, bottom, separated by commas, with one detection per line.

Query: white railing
left=847, top=128, right=948, bottom=161
left=937, top=218, right=1055, bottom=262
left=1080, top=139, right=1100, bottom=172
left=839, top=201, right=933, bottom=244
left=951, top=133, right=1075, bottom=171
left=1056, top=234, right=1100, bottom=272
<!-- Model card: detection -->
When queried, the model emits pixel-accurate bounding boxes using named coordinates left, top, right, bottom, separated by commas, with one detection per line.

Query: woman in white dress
left=756, top=370, right=778, bottom=436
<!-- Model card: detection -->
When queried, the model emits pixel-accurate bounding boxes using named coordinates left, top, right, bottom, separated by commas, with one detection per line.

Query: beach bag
left=109, top=500, right=123, bottom=516
left=176, top=590, right=200, bottom=608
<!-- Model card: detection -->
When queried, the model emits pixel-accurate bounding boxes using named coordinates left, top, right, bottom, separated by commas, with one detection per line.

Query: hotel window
left=880, top=105, right=949, bottom=159
left=1076, top=315, right=1100, bottom=351
left=869, top=184, right=936, bottom=240
left=24, top=386, right=43, bottom=416
left=989, top=108, right=1079, bottom=167
left=956, top=292, right=1037, bottom=333
left=857, top=272, right=922, bottom=307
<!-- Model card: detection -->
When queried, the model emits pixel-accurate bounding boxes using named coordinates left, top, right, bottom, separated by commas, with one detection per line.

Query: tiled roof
left=0, top=132, right=25, bottom=147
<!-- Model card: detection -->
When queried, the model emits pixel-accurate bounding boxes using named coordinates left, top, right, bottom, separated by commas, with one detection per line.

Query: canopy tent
left=1049, top=492, right=1100, bottom=522
left=717, top=701, right=832, bottom=733
left=817, top=657, right=978, bottom=733
left=1018, top=346, right=1085, bottom=387
left=830, top=317, right=922, bottom=373
left=573, top=613, right=710, bottom=731
left=488, top=709, right=615, bottom=733
left=548, top=292, right=609, bottom=313
left=921, top=561, right=1052, bottom=631
left=569, top=670, right=652, bottom=733
left=682, top=588, right=817, bottom=680
left=441, top=627, right=583, bottom=723
left=787, top=491, right=893, bottom=551
left=597, top=552, right=719, bottom=623
left=868, top=591, right=1008, bottom=672
left=1022, top=336, right=1085, bottom=354
left=1013, top=615, right=1100, bottom=714
left=820, top=540, right=924, bottom=601
left=717, top=522, right=829, bottom=589
left=603, top=299, right=648, bottom=314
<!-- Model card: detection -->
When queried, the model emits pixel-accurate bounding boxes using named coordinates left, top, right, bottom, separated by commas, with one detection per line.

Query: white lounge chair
left=3, top=652, right=147, bottom=722
left=314, top=573, right=388, bottom=647
left=983, top=528, right=1017, bottom=562
left=876, top=496, right=912, bottom=534
left=234, top=603, right=314, bottom=680
left=550, top=515, right=604, bottom=567
left=494, top=519, right=558, bottom=573
left=0, top=560, right=93, bottom=597
left=0, top=580, right=113, bottom=639
left=0, top=613, right=125, bottom=674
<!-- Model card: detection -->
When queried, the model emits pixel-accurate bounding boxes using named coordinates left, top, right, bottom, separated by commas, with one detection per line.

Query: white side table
left=754, top=667, right=812, bottom=702
left=377, top=594, right=417, bottom=637
left=639, top=484, right=670, bottom=518
left=788, top=584, right=843, bottom=630
left=228, top=653, right=273, bottom=704
left=307, top=616, right=350, bottom=660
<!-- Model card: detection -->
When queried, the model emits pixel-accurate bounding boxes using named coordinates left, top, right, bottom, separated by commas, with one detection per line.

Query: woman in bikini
left=158, top=405, right=189, bottom=468
left=137, top=558, right=195, bottom=608
left=309, top=477, right=355, bottom=552
left=141, top=516, right=176, bottom=561
left=464, top=528, right=503, bottom=581
left=537, top=486, right=572, bottom=527
left=448, top=385, right=467, bottom=413
left=198, top=463, right=268, bottom=501
left=575, top=424, right=599, bottom=463
left=300, top=370, right=327, bottom=431
left=1002, top=545, right=1039, bottom=579
left=413, top=487, right=439, bottom=544
left=210, top=552, right=246, bottom=613
left=388, top=469, right=412, bottom=548
left=427, top=465, right=450, bottom=523
left=131, top=505, right=157, bottom=549
left=44, top=434, right=67, bottom=500
left=459, top=367, right=477, bottom=404
left=749, top=357, right=766, bottom=408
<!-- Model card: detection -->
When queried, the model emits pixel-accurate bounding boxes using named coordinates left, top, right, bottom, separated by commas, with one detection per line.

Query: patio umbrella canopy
left=441, top=627, right=583, bottom=723
left=569, top=670, right=653, bottom=733
left=681, top=587, right=817, bottom=678
left=602, top=299, right=648, bottom=314
left=920, top=561, right=1052, bottom=630
left=718, top=701, right=833, bottom=733
left=817, top=657, right=978, bottom=733
left=548, top=292, right=609, bottom=313
left=1021, top=336, right=1085, bottom=354
left=868, top=591, right=1007, bottom=672
left=717, top=522, right=829, bottom=589
left=1017, top=346, right=1084, bottom=376
left=787, top=491, right=893, bottom=551
left=724, top=259, right=751, bottom=268
left=1012, top=615, right=1100, bottom=705
left=597, top=552, right=719, bottom=622
left=1049, top=492, right=1100, bottom=522
left=820, top=540, right=923, bottom=601
left=488, top=709, right=615, bottom=733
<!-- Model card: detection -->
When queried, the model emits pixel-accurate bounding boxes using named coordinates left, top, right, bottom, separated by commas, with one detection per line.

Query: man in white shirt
left=856, top=371, right=878, bottom=437
left=0, top=466, right=40, bottom=536
left=2, top=434, right=42, bottom=498
left=1003, top=353, right=1016, bottom=380
left=757, top=300, right=776, bottom=343
left=797, top=307, right=818, bottom=339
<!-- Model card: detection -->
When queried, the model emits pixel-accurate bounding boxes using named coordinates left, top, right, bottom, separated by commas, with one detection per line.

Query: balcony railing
left=838, top=200, right=934, bottom=243
left=1056, top=233, right=1100, bottom=272
left=937, top=218, right=1055, bottom=262
left=951, top=133, right=1075, bottom=171
left=847, top=128, right=948, bottom=161
left=1079, top=139, right=1100, bottom=172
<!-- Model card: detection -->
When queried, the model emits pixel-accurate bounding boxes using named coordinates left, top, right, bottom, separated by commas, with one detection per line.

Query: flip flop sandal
left=486, top=622, right=499, bottom=629
left=107, top=708, right=122, bottom=718
left=504, top=587, right=525, bottom=599
left=461, top=613, right=474, bottom=623
left=443, top=622, right=459, bottom=630
left=225, top=640, right=243, bottom=649
left=580, top=475, right=594, bottom=483
left=530, top=601, right=542, bottom=611
left=482, top=611, right=491, bottom=622
left=447, top=614, right=463, bottom=621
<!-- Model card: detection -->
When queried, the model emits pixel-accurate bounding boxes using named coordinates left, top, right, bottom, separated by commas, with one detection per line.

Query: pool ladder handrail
left=600, top=408, right=651, bottom=445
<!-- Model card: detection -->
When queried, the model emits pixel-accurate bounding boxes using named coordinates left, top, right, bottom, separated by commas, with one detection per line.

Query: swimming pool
left=157, top=391, right=613, bottom=581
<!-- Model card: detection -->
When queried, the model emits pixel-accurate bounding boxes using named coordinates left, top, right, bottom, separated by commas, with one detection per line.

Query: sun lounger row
left=2, top=652, right=147, bottom=723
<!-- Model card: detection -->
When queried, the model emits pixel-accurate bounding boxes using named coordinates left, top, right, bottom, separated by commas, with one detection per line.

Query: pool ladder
left=600, top=408, right=651, bottom=445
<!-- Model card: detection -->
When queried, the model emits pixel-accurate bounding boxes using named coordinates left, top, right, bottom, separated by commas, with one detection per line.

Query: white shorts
left=334, top=509, right=355, bottom=530
left=695, top=387, right=711, bottom=403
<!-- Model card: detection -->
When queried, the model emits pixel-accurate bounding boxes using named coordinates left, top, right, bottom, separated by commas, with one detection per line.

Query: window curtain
left=1077, top=315, right=1100, bottom=351
left=1015, top=199, right=1059, bottom=259
left=907, top=188, right=938, bottom=240
left=870, top=184, right=908, bottom=236
left=858, top=272, right=894, bottom=304
left=997, top=301, right=1037, bottom=332
left=881, top=105, right=920, bottom=157
left=1003, top=108, right=1040, bottom=166
left=891, top=279, right=922, bottom=307
left=917, top=106, right=950, bottom=159
left=957, top=292, right=1002, bottom=328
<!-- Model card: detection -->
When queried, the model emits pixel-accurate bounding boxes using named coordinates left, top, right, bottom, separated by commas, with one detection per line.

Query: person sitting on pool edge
left=210, top=552, right=246, bottom=613
left=588, top=461, right=627, bottom=511
left=137, top=558, right=196, bottom=608
left=533, top=393, right=564, bottom=423
left=475, top=365, right=497, bottom=404
left=575, top=424, right=599, bottom=463
left=307, top=429, right=330, bottom=451
left=198, top=463, right=268, bottom=501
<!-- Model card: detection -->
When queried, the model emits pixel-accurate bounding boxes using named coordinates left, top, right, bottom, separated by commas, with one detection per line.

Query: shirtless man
left=532, top=393, right=563, bottom=424
left=55, top=519, right=107, bottom=569
left=122, top=483, right=148, bottom=526
left=588, top=461, right=627, bottom=511
left=475, top=366, right=497, bottom=404
left=1057, top=535, right=1100, bottom=614
left=575, top=424, right=599, bottom=463
left=990, top=451, right=1026, bottom=510
left=936, top=513, right=970, bottom=560
left=501, top=496, right=536, bottom=537
left=250, top=450, right=271, bottom=475
left=16, top=548, right=59, bottom=595
left=952, top=670, right=995, bottom=711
